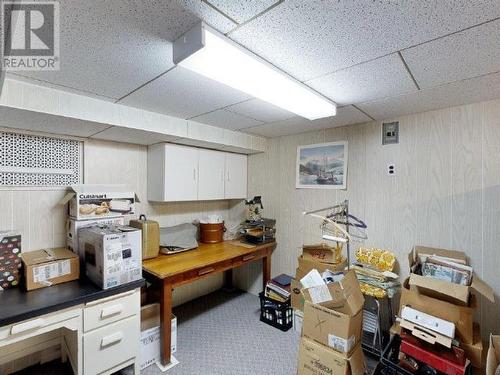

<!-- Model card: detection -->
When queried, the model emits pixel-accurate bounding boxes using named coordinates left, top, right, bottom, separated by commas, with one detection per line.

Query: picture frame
left=296, top=141, right=348, bottom=189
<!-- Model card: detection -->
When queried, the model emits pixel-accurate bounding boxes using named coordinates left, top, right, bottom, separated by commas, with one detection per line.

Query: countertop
left=0, top=278, right=145, bottom=327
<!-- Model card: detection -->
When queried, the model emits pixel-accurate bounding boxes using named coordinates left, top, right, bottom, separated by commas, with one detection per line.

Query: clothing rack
left=303, top=199, right=351, bottom=268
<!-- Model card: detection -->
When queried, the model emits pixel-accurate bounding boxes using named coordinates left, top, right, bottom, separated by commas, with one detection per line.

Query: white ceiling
left=6, top=0, right=500, bottom=137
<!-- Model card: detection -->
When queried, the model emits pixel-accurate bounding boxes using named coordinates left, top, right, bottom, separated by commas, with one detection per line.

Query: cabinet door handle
left=11, top=318, right=45, bottom=335
left=242, top=255, right=255, bottom=262
left=198, top=267, right=215, bottom=276
left=101, top=304, right=123, bottom=319
left=101, top=331, right=124, bottom=348
left=193, top=168, right=196, bottom=181
left=227, top=170, right=230, bottom=182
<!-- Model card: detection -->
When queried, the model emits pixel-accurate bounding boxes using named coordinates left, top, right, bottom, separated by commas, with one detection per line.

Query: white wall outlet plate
left=387, top=163, right=396, bottom=176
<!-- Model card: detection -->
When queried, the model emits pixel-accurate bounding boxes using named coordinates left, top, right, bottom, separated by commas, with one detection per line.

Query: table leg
left=160, top=280, right=173, bottom=366
left=263, top=250, right=271, bottom=290
left=223, top=269, right=234, bottom=290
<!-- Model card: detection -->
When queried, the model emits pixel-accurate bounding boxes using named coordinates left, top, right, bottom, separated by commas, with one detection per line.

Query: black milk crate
left=259, top=292, right=293, bottom=332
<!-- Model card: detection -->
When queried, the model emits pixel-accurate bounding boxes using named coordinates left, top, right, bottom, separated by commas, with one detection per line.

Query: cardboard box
left=302, top=244, right=342, bottom=264
left=22, top=248, right=79, bottom=291
left=0, top=231, right=22, bottom=290
left=408, top=246, right=494, bottom=306
left=461, top=323, right=483, bottom=368
left=295, top=255, right=347, bottom=280
left=486, top=334, right=500, bottom=375
left=297, top=337, right=365, bottom=375
left=59, top=184, right=139, bottom=220
left=400, top=278, right=475, bottom=344
left=302, top=270, right=365, bottom=355
left=66, top=216, right=125, bottom=260
left=291, top=278, right=305, bottom=311
left=79, top=225, right=142, bottom=289
left=293, top=309, right=303, bottom=333
left=140, top=304, right=176, bottom=370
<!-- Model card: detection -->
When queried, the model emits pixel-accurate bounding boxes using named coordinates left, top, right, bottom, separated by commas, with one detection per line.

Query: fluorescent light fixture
left=173, top=23, right=336, bottom=120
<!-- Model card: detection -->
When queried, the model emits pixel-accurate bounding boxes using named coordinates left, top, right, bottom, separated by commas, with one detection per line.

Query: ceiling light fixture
left=173, top=22, right=336, bottom=120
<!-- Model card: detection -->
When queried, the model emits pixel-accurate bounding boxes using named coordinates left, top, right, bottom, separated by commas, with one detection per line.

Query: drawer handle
left=11, top=318, right=45, bottom=335
left=101, top=332, right=124, bottom=348
left=242, top=255, right=255, bottom=261
left=198, top=267, right=215, bottom=276
left=101, top=304, right=123, bottom=319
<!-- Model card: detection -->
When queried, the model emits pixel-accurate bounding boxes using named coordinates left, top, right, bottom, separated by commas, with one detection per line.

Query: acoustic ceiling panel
left=16, top=0, right=235, bottom=99
left=119, top=67, right=251, bottom=119
left=241, top=105, right=371, bottom=137
left=402, top=19, right=500, bottom=89
left=357, top=72, right=500, bottom=120
left=306, top=54, right=417, bottom=105
left=226, top=99, right=295, bottom=123
left=191, top=109, right=263, bottom=130
left=229, top=0, right=500, bottom=82
left=206, top=0, right=280, bottom=24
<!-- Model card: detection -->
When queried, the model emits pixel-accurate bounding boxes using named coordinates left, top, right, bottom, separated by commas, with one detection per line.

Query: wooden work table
left=142, top=240, right=276, bottom=366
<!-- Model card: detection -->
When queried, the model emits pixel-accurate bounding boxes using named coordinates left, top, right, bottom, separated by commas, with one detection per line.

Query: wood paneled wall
left=0, top=138, right=241, bottom=307
left=242, top=98, right=500, bottom=339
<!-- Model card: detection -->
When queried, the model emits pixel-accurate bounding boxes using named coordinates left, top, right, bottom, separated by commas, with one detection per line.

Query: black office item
left=259, top=292, right=292, bottom=332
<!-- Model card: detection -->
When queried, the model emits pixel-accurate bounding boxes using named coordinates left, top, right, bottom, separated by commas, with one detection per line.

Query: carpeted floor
left=15, top=289, right=378, bottom=374
left=143, top=289, right=300, bottom=375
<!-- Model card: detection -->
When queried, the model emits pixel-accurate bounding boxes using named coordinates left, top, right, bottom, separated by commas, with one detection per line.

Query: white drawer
left=83, top=315, right=139, bottom=375
left=83, top=290, right=140, bottom=332
left=0, top=307, right=81, bottom=345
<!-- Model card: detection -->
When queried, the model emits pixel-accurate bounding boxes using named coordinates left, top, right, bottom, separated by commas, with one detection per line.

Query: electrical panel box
left=382, top=122, right=399, bottom=145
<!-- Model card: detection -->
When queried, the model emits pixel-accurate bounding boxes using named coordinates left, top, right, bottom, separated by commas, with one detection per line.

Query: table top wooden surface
left=142, top=240, right=275, bottom=279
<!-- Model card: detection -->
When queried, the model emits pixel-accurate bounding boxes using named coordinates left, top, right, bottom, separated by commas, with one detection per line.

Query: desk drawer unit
left=83, top=315, right=139, bottom=375
left=84, top=290, right=140, bottom=332
left=233, top=249, right=266, bottom=267
left=0, top=307, right=81, bottom=344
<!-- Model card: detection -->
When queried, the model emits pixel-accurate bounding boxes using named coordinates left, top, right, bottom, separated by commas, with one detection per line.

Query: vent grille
left=0, top=131, right=82, bottom=187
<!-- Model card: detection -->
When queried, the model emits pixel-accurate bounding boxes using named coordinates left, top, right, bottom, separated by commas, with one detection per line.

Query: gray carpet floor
left=142, top=289, right=300, bottom=375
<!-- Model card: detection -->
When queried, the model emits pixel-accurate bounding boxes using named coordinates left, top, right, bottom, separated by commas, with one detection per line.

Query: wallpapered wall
left=238, top=98, right=500, bottom=340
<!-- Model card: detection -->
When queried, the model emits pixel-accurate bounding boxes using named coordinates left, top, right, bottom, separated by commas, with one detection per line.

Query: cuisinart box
left=67, top=216, right=125, bottom=261
left=79, top=225, right=142, bottom=289
left=59, top=185, right=139, bottom=220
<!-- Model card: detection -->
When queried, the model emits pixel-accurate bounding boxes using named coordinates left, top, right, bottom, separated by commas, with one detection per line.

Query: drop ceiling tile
left=307, top=54, right=417, bottom=105
left=229, top=0, right=500, bottom=81
left=357, top=72, right=500, bottom=120
left=402, top=19, right=500, bottom=89
left=241, top=106, right=371, bottom=137
left=15, top=0, right=235, bottom=99
left=191, top=109, right=263, bottom=130
left=206, top=0, right=280, bottom=24
left=226, top=99, right=295, bottom=123
left=119, top=67, right=251, bottom=119
left=179, top=0, right=237, bottom=32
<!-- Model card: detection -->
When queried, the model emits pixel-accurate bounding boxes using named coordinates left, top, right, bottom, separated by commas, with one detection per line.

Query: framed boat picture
left=296, top=141, right=348, bottom=189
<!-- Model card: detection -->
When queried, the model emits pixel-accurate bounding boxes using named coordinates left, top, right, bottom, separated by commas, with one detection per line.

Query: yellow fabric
left=355, top=247, right=396, bottom=272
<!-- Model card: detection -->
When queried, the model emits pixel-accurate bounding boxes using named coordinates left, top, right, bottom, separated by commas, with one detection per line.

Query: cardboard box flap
left=471, top=273, right=495, bottom=302
left=58, top=184, right=140, bottom=204
left=410, top=246, right=468, bottom=268
left=22, top=248, right=77, bottom=266
left=141, top=304, right=160, bottom=331
left=302, top=270, right=364, bottom=315
left=487, top=335, right=500, bottom=375
left=349, top=343, right=366, bottom=375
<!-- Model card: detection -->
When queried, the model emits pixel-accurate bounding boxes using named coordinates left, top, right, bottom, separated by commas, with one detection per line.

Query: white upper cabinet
left=225, top=153, right=247, bottom=199
left=147, top=143, right=247, bottom=202
left=198, top=149, right=225, bottom=200
left=148, top=143, right=199, bottom=202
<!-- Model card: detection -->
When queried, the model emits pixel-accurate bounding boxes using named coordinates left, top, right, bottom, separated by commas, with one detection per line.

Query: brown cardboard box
left=297, top=337, right=365, bottom=375
left=400, top=278, right=475, bottom=343
left=486, top=334, right=500, bottom=375
left=291, top=278, right=304, bottom=311
left=302, top=244, right=342, bottom=264
left=295, top=255, right=347, bottom=280
left=408, top=246, right=494, bottom=306
left=302, top=270, right=365, bottom=355
left=22, top=248, right=79, bottom=291
left=461, top=323, right=483, bottom=368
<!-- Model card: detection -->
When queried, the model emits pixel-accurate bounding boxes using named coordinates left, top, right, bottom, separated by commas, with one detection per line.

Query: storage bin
left=200, top=222, right=225, bottom=244
left=259, top=292, right=293, bottom=332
